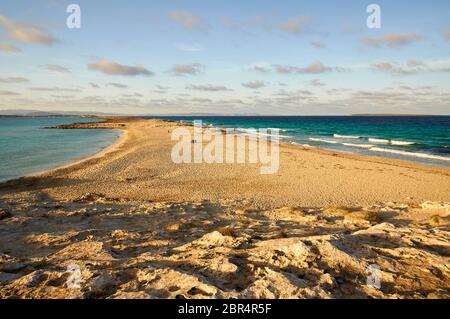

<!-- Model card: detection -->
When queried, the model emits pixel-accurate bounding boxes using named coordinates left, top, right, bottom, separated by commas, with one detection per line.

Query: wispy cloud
left=170, top=63, right=203, bottom=76
left=106, top=82, right=128, bottom=89
left=0, top=15, right=58, bottom=46
left=169, top=11, right=210, bottom=33
left=0, top=90, right=20, bottom=96
left=274, top=16, right=311, bottom=34
left=275, top=61, right=332, bottom=74
left=186, top=84, right=232, bottom=92
left=88, top=60, right=153, bottom=76
left=51, top=95, right=76, bottom=99
left=122, top=93, right=143, bottom=98
left=309, top=79, right=325, bottom=87
left=242, top=81, right=265, bottom=89
left=42, top=64, right=70, bottom=73
left=0, top=76, right=29, bottom=83
left=0, top=43, right=20, bottom=53
left=362, top=33, right=424, bottom=48
left=190, top=97, right=212, bottom=103
left=249, top=64, right=271, bottom=73
left=90, top=82, right=100, bottom=89
left=29, top=87, right=80, bottom=92
left=371, top=59, right=450, bottom=75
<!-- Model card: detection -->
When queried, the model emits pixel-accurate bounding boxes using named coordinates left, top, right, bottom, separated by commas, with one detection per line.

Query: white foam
left=368, top=138, right=390, bottom=144
left=291, top=142, right=313, bottom=148
left=391, top=140, right=415, bottom=146
left=235, top=128, right=290, bottom=139
left=333, top=134, right=360, bottom=139
left=268, top=128, right=288, bottom=132
left=309, top=138, right=339, bottom=144
left=342, top=142, right=374, bottom=149
left=369, top=147, right=450, bottom=162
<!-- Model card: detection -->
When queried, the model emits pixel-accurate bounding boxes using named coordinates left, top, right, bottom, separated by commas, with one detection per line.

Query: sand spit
left=0, top=117, right=449, bottom=299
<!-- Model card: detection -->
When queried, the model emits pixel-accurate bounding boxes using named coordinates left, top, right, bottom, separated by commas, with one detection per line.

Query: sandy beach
left=0, top=117, right=449, bottom=299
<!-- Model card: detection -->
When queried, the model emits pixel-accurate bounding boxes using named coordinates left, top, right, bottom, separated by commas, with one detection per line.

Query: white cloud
left=275, top=61, right=332, bottom=74
left=362, top=33, right=424, bottom=48
left=0, top=43, right=20, bottom=53
left=0, top=90, right=20, bottom=96
left=88, top=60, right=153, bottom=76
left=0, top=76, right=29, bottom=83
left=186, top=84, right=232, bottom=92
left=0, top=15, right=58, bottom=46
left=106, top=82, right=128, bottom=89
left=242, top=81, right=265, bottom=89
left=29, top=87, right=81, bottom=92
left=170, top=63, right=203, bottom=76
left=249, top=63, right=271, bottom=73
left=309, top=79, right=325, bottom=87
left=43, top=64, right=70, bottom=73
left=370, top=59, right=450, bottom=75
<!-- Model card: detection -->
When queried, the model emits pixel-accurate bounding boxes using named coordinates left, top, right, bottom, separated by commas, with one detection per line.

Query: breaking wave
left=341, top=142, right=374, bottom=149
left=368, top=138, right=390, bottom=144
left=369, top=147, right=450, bottom=162
left=309, top=138, right=339, bottom=144
left=391, top=140, right=415, bottom=146
left=333, top=134, right=360, bottom=139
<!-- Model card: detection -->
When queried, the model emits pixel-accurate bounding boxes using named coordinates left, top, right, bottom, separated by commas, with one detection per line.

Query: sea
left=0, top=117, right=120, bottom=181
left=155, top=116, right=450, bottom=167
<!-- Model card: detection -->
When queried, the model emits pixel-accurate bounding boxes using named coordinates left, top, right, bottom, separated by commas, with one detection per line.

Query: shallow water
left=0, top=117, right=120, bottom=181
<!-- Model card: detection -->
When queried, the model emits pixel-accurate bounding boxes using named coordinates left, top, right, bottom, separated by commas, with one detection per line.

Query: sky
left=0, top=0, right=449, bottom=115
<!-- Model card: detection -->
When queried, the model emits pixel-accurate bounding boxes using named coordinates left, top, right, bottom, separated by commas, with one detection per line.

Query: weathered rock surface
left=0, top=196, right=449, bottom=299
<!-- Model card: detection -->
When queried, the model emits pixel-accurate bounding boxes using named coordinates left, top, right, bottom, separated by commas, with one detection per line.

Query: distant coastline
left=2, top=110, right=447, bottom=118
left=350, top=114, right=439, bottom=117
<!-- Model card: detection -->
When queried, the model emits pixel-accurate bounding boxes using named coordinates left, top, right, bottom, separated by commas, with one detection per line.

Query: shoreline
left=156, top=118, right=450, bottom=177
left=1, top=116, right=449, bottom=186
left=28, top=128, right=127, bottom=181
left=0, top=117, right=130, bottom=185
left=1, top=116, right=449, bottom=193
left=165, top=118, right=450, bottom=167
left=1, top=116, right=448, bottom=209
left=154, top=118, right=450, bottom=171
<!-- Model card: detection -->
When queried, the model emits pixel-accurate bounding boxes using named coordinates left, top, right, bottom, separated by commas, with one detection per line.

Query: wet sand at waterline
left=0, top=117, right=449, bottom=299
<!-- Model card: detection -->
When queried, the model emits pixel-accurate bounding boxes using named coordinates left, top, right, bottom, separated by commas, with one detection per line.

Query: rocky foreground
left=0, top=193, right=448, bottom=299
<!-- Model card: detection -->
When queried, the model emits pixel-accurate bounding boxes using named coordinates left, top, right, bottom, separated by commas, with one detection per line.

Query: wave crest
left=333, top=134, right=360, bottom=139
left=369, top=147, right=450, bottom=162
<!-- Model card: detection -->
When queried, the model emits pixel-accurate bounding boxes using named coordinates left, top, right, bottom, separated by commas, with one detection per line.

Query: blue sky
left=0, top=0, right=449, bottom=115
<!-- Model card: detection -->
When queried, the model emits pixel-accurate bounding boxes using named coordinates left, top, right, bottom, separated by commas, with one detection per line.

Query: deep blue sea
left=0, top=117, right=120, bottom=181
left=155, top=116, right=450, bottom=166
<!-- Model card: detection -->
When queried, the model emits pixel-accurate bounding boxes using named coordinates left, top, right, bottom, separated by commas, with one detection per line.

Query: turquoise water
left=0, top=117, right=120, bottom=181
left=156, top=116, right=450, bottom=166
